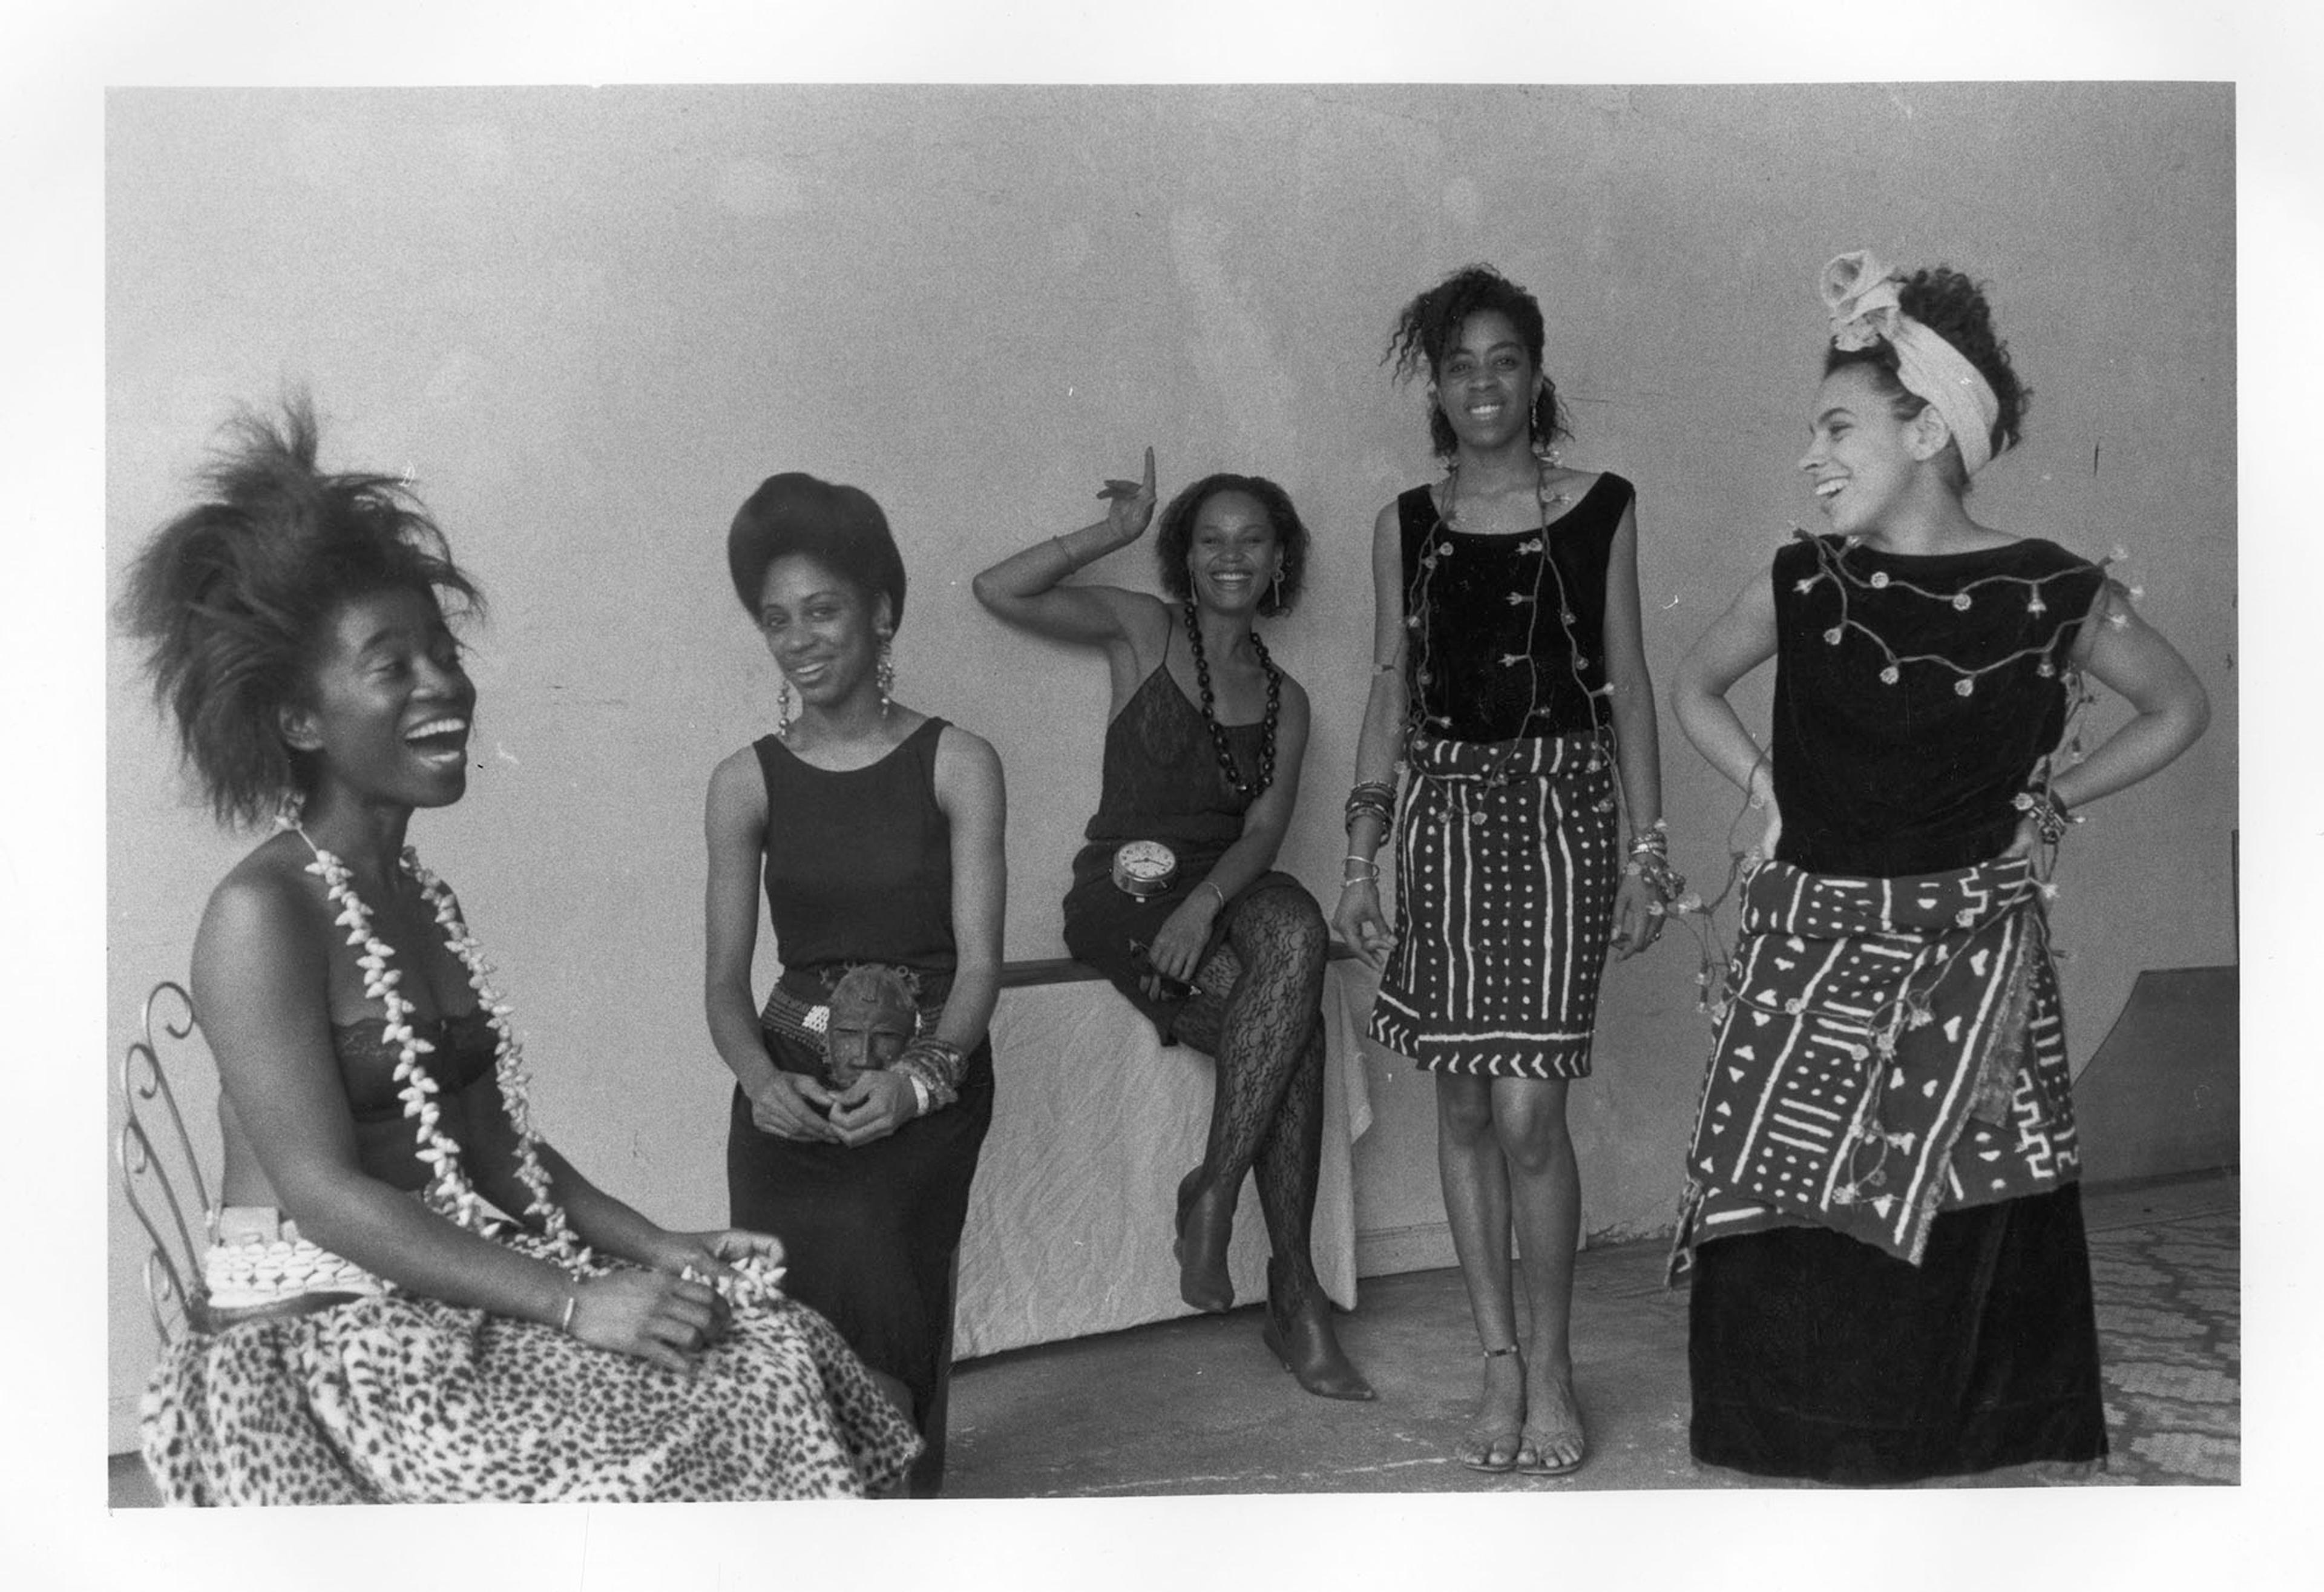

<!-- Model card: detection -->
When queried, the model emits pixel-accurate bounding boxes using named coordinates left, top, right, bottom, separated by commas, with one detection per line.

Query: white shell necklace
left=290, top=821, right=586, bottom=1268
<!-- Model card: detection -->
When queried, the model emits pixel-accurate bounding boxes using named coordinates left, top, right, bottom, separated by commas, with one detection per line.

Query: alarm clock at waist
left=1068, top=834, right=1231, bottom=901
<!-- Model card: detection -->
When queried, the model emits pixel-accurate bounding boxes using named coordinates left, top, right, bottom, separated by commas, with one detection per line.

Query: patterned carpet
left=2086, top=1199, right=2240, bottom=1485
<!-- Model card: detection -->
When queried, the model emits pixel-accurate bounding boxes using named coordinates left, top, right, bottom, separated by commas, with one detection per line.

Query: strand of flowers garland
left=294, top=826, right=586, bottom=1268
left=1649, top=558, right=2110, bottom=1025
left=1402, top=454, right=1624, bottom=829
left=1792, top=530, right=2129, bottom=694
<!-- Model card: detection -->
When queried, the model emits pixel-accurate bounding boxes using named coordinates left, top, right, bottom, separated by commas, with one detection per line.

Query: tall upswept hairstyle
left=726, top=472, right=908, bottom=631
left=117, top=396, right=484, bottom=828
left=1385, top=263, right=1571, bottom=460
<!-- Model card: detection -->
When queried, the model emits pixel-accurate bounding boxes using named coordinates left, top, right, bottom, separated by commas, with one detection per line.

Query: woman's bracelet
left=892, top=1038, right=967, bottom=1113
left=1049, top=535, right=1078, bottom=572
left=1624, top=851, right=1686, bottom=898
left=1196, top=879, right=1228, bottom=911
left=2013, top=788, right=2078, bottom=846
left=557, top=1278, right=579, bottom=1335
left=1344, top=778, right=1397, bottom=837
left=1342, top=854, right=1382, bottom=886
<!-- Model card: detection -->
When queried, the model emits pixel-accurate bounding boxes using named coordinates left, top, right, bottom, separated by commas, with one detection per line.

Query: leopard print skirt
left=138, top=1230, right=921, bottom=1504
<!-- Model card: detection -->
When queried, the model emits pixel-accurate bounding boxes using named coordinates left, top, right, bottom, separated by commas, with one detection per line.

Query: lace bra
left=330, top=1008, right=499, bottom=1125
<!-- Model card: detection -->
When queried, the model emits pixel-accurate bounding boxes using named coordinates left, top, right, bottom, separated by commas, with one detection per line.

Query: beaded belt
left=759, top=964, right=949, bottom=1049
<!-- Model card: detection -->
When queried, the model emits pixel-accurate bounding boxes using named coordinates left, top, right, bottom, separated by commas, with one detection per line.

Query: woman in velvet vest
left=1667, top=254, right=2209, bottom=1483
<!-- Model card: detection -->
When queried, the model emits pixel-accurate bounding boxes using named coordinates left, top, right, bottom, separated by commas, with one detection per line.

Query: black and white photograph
left=8, top=1, right=2312, bottom=1585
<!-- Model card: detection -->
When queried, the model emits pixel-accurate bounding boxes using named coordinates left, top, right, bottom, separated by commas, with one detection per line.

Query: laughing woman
left=1667, top=254, right=2208, bottom=1482
left=120, top=403, right=917, bottom=1504
left=707, top=473, right=1006, bottom=1496
left=973, top=450, right=1373, bottom=1402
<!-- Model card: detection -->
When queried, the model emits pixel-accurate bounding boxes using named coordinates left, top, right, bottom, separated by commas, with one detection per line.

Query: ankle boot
left=1261, top=1257, right=1376, bottom=1401
left=1174, top=1167, right=1236, bottom=1312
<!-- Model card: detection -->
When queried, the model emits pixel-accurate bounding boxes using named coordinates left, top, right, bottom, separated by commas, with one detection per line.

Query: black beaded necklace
left=1182, top=597, right=1280, bottom=799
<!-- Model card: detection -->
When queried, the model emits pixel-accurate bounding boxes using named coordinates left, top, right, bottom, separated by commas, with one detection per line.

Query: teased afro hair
left=118, top=396, right=482, bottom=827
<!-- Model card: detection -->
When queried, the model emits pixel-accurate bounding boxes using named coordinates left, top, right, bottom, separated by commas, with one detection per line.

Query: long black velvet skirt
left=1687, top=1183, right=2109, bottom=1483
left=726, top=1038, right=994, bottom=1432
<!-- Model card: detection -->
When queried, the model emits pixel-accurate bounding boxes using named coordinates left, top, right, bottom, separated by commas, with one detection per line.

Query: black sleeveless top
left=1397, top=473, right=1633, bottom=740
left=1078, top=657, right=1268, bottom=854
left=753, top=717, right=956, bottom=977
left=1770, top=534, right=2107, bottom=877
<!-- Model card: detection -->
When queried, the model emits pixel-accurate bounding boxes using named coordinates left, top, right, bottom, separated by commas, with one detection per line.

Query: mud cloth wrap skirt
left=1367, top=731, right=1620, bottom=1079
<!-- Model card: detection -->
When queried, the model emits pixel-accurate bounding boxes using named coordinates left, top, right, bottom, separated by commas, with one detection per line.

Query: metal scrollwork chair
left=116, top=981, right=217, bottom=1344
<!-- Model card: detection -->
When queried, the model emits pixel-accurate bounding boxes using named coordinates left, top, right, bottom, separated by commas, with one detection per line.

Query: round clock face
left=1112, top=840, right=1178, bottom=895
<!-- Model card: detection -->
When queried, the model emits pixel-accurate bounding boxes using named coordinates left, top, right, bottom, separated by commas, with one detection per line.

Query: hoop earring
left=876, top=635, right=896, bottom=718
left=775, top=676, right=796, bottom=742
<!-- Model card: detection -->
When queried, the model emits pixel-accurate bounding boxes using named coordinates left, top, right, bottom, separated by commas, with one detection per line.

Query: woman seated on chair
left=117, top=400, right=919, bottom=1504
left=972, top=449, right=1373, bottom=1401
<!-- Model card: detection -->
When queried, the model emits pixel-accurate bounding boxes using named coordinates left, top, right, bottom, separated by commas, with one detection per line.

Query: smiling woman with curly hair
left=974, top=446, right=1372, bottom=1404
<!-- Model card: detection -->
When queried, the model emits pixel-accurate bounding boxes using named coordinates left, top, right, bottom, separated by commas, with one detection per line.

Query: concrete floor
left=107, top=1170, right=2236, bottom=1505
left=940, top=1170, right=2239, bottom=1496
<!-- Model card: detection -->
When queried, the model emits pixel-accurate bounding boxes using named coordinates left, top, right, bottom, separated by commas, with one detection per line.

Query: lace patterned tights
left=1170, top=882, right=1328, bottom=1305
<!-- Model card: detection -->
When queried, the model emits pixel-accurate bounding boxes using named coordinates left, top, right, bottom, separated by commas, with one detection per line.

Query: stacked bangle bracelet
left=2012, top=788, right=2078, bottom=846
left=1344, top=779, right=1397, bottom=838
left=1624, top=820, right=1683, bottom=897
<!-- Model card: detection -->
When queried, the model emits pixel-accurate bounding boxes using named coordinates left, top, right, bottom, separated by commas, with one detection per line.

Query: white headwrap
left=1820, top=251, right=2003, bottom=478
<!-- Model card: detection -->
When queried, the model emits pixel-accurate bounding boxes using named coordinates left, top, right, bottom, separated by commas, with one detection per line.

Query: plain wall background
left=105, top=83, right=2236, bottom=1441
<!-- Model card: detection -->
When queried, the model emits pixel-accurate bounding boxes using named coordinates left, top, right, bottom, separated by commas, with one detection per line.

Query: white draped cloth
left=953, top=962, right=1375, bottom=1359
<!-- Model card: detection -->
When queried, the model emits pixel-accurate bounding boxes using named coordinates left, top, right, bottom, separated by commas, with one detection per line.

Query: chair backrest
left=116, top=981, right=217, bottom=1344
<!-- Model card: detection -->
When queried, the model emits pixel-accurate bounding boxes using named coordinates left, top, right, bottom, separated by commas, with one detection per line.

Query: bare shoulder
left=1114, top=588, right=1173, bottom=669
left=706, top=743, right=770, bottom=823
left=934, top=722, right=1003, bottom=783
left=933, top=723, right=1005, bottom=824
left=193, top=834, right=325, bottom=985
left=1553, top=466, right=1616, bottom=502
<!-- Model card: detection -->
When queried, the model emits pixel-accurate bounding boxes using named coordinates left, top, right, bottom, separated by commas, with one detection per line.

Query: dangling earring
left=876, top=634, right=896, bottom=719
left=1268, top=566, right=1286, bottom=611
left=775, top=676, right=796, bottom=742
left=1529, top=385, right=1561, bottom=465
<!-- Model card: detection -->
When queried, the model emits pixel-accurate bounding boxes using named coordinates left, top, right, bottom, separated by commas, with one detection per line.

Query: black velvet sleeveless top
left=753, top=717, right=956, bottom=977
left=1770, top=534, right=2107, bottom=877
left=1397, top=472, right=1632, bottom=740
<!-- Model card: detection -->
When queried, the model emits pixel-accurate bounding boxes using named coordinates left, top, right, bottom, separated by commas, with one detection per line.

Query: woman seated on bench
left=119, top=401, right=917, bottom=1504
left=973, top=450, right=1371, bottom=1401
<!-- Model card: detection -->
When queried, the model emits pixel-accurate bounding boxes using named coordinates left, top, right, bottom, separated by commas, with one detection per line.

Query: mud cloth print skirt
left=1368, top=732, right=1619, bottom=1079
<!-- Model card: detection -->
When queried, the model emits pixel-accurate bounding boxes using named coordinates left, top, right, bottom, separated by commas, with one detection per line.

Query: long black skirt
left=1687, top=1183, right=2109, bottom=1483
left=726, top=1038, right=994, bottom=1435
